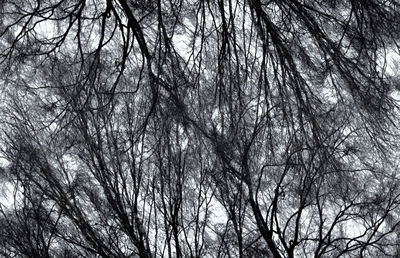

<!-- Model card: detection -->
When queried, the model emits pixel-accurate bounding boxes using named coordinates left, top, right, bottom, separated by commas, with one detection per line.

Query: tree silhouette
left=1, top=0, right=400, bottom=257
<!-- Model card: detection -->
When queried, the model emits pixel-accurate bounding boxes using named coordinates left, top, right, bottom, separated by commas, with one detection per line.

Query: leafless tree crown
left=0, top=0, right=400, bottom=257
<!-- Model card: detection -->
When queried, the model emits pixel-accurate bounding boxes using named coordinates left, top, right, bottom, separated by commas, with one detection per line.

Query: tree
left=0, top=0, right=400, bottom=257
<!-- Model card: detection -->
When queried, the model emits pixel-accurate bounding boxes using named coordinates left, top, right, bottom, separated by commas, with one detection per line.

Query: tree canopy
left=0, top=0, right=400, bottom=257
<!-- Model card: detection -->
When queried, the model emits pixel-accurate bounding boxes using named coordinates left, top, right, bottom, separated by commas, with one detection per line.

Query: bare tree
left=1, top=0, right=400, bottom=257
